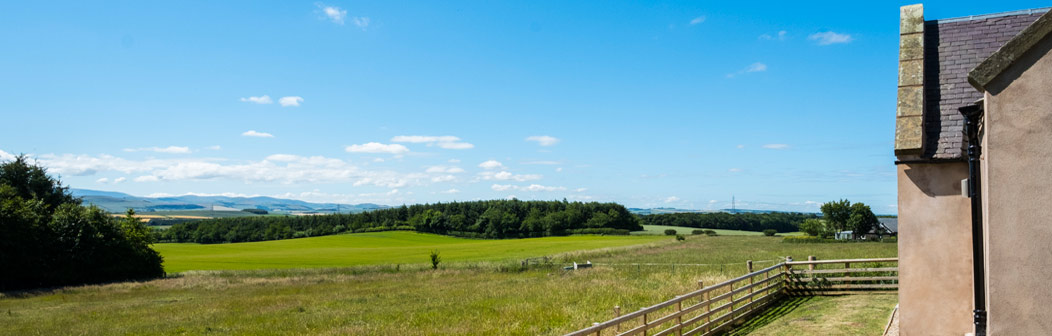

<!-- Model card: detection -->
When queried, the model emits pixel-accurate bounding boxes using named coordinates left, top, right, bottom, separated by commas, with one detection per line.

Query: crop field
left=1, top=236, right=897, bottom=335
left=154, top=231, right=667, bottom=273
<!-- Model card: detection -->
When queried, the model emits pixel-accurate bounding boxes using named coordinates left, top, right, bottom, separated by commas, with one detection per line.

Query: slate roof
left=922, top=9, right=1048, bottom=159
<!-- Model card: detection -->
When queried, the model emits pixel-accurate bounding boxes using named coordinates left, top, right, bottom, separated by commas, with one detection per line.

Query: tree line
left=1, top=157, right=163, bottom=290
left=158, top=200, right=643, bottom=243
left=639, top=211, right=817, bottom=232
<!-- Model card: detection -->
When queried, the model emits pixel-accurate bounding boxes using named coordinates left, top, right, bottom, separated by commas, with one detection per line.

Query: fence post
left=747, top=260, right=754, bottom=304
left=676, top=300, right=683, bottom=336
left=614, top=306, right=621, bottom=332
left=808, top=256, right=816, bottom=271
left=785, top=256, right=793, bottom=295
left=845, top=262, right=851, bottom=290
left=701, top=280, right=710, bottom=333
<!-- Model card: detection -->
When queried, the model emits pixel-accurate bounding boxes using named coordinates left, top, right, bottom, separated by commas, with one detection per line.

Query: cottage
left=895, top=4, right=1052, bottom=335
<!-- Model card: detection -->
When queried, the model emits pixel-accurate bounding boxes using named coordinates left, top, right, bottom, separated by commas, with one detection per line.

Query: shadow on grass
left=724, top=295, right=817, bottom=335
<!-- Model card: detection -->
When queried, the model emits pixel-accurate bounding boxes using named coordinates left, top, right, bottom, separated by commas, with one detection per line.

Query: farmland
left=1, top=235, right=896, bottom=335
left=154, top=231, right=666, bottom=273
left=632, top=224, right=804, bottom=236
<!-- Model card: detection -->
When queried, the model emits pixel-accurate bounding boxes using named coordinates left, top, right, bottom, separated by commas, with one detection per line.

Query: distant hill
left=71, top=189, right=388, bottom=214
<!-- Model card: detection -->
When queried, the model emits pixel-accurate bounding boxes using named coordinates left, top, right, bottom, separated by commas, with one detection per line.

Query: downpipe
left=960, top=103, right=987, bottom=335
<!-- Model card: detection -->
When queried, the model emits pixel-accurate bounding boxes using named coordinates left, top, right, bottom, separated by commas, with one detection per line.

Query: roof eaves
left=969, top=10, right=1052, bottom=91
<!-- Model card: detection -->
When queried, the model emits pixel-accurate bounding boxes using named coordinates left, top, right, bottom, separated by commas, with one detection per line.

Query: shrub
left=691, top=229, right=704, bottom=235
left=882, top=236, right=898, bottom=243
left=704, top=230, right=718, bottom=236
left=429, top=250, right=441, bottom=270
left=782, top=236, right=842, bottom=244
left=663, top=229, right=677, bottom=236
left=763, top=229, right=777, bottom=236
left=675, top=234, right=686, bottom=241
left=568, top=228, right=631, bottom=235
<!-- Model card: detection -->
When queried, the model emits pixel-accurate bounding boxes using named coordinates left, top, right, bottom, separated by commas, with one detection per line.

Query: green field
left=155, top=231, right=667, bottom=273
left=632, top=224, right=803, bottom=236
left=1, top=236, right=896, bottom=335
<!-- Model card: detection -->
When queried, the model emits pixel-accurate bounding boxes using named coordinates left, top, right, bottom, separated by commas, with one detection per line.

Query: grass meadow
left=0, top=235, right=897, bottom=335
left=633, top=224, right=804, bottom=236
left=154, top=231, right=667, bottom=273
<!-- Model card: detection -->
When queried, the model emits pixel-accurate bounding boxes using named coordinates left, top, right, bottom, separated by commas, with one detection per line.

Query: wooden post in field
left=747, top=260, right=754, bottom=304
left=808, top=256, right=816, bottom=271
left=845, top=262, right=851, bottom=290
left=676, top=300, right=683, bottom=336
left=592, top=322, right=600, bottom=336
left=643, top=312, right=650, bottom=336
left=614, top=306, right=621, bottom=332
left=701, top=280, right=710, bottom=332
left=785, top=256, right=793, bottom=294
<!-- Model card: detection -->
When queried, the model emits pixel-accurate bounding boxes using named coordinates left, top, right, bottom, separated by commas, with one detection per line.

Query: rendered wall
left=980, top=33, right=1052, bottom=334
left=896, top=162, right=974, bottom=336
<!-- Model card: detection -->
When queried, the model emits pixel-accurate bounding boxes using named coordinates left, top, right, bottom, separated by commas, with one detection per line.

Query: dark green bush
left=568, top=228, right=630, bottom=235
left=763, top=229, right=777, bottom=236
left=704, top=230, right=718, bottom=236
left=675, top=234, right=685, bottom=241
left=882, top=236, right=898, bottom=243
left=0, top=156, right=164, bottom=290
left=663, top=229, right=677, bottom=236
left=691, top=229, right=704, bottom=235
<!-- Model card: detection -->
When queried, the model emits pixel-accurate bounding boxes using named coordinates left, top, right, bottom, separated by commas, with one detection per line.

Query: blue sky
left=1, top=1, right=1047, bottom=214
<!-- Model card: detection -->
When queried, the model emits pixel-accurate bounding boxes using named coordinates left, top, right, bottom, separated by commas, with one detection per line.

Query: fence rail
left=565, top=257, right=898, bottom=336
left=785, top=257, right=899, bottom=295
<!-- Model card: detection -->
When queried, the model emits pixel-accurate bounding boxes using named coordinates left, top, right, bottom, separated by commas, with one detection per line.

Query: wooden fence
left=785, top=257, right=898, bottom=295
left=564, top=257, right=898, bottom=336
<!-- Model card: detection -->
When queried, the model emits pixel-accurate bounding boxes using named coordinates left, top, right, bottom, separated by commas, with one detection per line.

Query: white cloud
left=431, top=175, right=456, bottom=183
left=759, top=30, right=787, bottom=41
left=727, top=62, right=767, bottom=78
left=207, top=145, right=222, bottom=151
left=278, top=96, right=303, bottom=107
left=124, top=146, right=191, bottom=154
left=114, top=177, right=126, bottom=183
left=491, top=184, right=566, bottom=192
left=318, top=4, right=347, bottom=24
left=425, top=165, right=465, bottom=174
left=391, top=135, right=473, bottom=150
left=729, top=168, right=743, bottom=172
left=96, top=177, right=109, bottom=184
left=448, top=159, right=461, bottom=163
left=665, top=196, right=681, bottom=203
left=346, top=142, right=409, bottom=154
left=242, top=130, right=274, bottom=138
left=809, top=31, right=853, bottom=45
left=437, top=142, right=474, bottom=149
left=0, top=149, right=16, bottom=161
left=762, top=144, right=789, bottom=150
left=523, top=160, right=560, bottom=165
left=478, top=160, right=504, bottom=170
left=478, top=170, right=542, bottom=182
left=736, top=144, right=745, bottom=149
left=240, top=95, right=273, bottom=104
left=29, top=152, right=437, bottom=191
left=352, top=17, right=370, bottom=29
left=555, top=167, right=563, bottom=172
left=690, top=16, right=706, bottom=25
left=525, top=135, right=560, bottom=146
left=441, top=188, right=460, bottom=194
left=134, top=175, right=160, bottom=182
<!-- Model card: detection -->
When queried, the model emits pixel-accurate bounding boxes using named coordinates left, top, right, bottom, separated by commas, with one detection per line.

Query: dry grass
left=0, top=235, right=896, bottom=335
